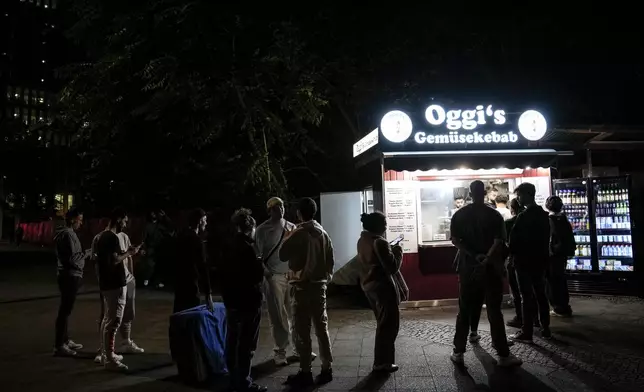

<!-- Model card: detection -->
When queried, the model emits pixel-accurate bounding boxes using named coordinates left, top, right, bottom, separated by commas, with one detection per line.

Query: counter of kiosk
left=348, top=102, right=572, bottom=303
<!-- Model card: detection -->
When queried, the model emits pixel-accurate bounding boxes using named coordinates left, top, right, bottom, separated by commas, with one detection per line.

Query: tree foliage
left=61, top=0, right=331, bottom=213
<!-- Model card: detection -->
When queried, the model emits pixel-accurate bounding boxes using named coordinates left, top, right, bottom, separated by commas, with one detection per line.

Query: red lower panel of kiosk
left=400, top=253, right=460, bottom=301
left=400, top=251, right=509, bottom=302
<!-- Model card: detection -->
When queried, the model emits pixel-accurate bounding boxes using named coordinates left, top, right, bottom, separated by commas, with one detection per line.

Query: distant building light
left=39, top=117, right=44, bottom=121
left=42, top=60, right=46, bottom=63
left=14, top=94, right=19, bottom=98
left=41, top=79, right=45, bottom=82
left=45, top=5, right=49, bottom=8
left=13, top=113, right=18, bottom=117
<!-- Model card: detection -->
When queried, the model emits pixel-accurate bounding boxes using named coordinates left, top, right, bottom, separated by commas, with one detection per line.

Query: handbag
left=373, top=239, right=409, bottom=303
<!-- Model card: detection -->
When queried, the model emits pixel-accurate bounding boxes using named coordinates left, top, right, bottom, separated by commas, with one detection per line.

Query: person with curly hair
left=221, top=208, right=267, bottom=392
left=172, top=208, right=213, bottom=314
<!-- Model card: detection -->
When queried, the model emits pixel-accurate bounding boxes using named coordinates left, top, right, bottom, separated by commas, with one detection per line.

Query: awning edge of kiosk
left=382, top=149, right=572, bottom=172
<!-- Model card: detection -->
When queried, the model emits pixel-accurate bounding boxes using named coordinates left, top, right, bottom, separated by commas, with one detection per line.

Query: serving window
left=383, top=168, right=552, bottom=248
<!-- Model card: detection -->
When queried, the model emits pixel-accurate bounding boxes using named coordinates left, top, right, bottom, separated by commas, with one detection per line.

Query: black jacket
left=174, top=229, right=211, bottom=300
left=549, top=213, right=576, bottom=257
left=509, top=204, right=550, bottom=267
left=220, top=233, right=264, bottom=310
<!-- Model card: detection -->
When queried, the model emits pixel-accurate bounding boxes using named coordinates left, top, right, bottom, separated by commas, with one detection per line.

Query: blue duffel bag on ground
left=169, top=303, right=227, bottom=383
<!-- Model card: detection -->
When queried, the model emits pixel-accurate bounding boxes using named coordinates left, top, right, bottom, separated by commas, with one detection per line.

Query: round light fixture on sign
left=517, top=110, right=547, bottom=141
left=380, top=110, right=413, bottom=143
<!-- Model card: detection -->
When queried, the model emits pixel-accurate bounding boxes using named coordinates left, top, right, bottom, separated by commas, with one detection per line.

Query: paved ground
left=1, top=248, right=644, bottom=391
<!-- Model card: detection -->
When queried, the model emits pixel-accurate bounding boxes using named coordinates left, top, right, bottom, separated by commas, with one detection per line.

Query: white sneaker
left=290, top=351, right=317, bottom=361
left=94, top=352, right=123, bottom=364
left=156, top=283, right=165, bottom=289
left=119, top=340, right=144, bottom=354
left=53, top=344, right=77, bottom=357
left=143, top=280, right=149, bottom=287
left=497, top=354, right=523, bottom=367
left=104, top=356, right=128, bottom=372
left=468, top=333, right=481, bottom=344
left=66, top=340, right=84, bottom=350
left=373, top=364, right=399, bottom=372
left=274, top=353, right=288, bottom=366
left=450, top=352, right=464, bottom=365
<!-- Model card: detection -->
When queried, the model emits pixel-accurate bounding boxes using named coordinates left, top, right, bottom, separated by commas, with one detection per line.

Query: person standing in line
left=254, top=197, right=308, bottom=366
left=357, top=212, right=407, bottom=373
left=91, top=222, right=122, bottom=364
left=546, top=196, right=575, bottom=317
left=221, top=208, right=267, bottom=392
left=505, top=198, right=529, bottom=327
left=486, top=186, right=499, bottom=208
left=280, top=198, right=335, bottom=387
left=155, top=209, right=176, bottom=288
left=93, top=225, right=145, bottom=364
left=95, top=208, right=139, bottom=371
left=172, top=208, right=214, bottom=313
left=494, top=194, right=513, bottom=220
left=141, top=211, right=163, bottom=288
left=508, top=183, right=552, bottom=343
left=53, top=208, right=90, bottom=357
left=450, top=181, right=522, bottom=367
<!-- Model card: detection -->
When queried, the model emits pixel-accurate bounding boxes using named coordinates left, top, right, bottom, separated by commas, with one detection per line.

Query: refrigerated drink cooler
left=553, top=176, right=638, bottom=295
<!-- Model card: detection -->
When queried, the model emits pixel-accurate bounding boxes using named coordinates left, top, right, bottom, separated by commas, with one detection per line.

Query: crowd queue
left=52, top=183, right=575, bottom=391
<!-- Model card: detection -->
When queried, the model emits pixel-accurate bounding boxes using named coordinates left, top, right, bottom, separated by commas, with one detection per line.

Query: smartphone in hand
left=390, top=234, right=404, bottom=246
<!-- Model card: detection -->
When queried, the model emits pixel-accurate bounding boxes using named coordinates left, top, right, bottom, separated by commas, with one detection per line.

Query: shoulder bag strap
left=263, top=223, right=286, bottom=264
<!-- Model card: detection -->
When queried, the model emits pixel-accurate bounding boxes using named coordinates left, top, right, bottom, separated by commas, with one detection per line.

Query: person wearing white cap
left=255, top=197, right=314, bottom=366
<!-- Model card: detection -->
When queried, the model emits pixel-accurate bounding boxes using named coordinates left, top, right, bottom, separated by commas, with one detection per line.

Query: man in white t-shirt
left=494, top=194, right=513, bottom=221
left=93, top=221, right=144, bottom=366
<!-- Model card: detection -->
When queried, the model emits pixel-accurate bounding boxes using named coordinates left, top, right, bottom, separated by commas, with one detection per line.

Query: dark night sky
left=286, top=7, right=643, bottom=128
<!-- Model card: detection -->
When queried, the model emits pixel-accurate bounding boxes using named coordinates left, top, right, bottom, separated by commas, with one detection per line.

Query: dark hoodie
left=279, top=220, right=335, bottom=286
left=54, top=227, right=85, bottom=277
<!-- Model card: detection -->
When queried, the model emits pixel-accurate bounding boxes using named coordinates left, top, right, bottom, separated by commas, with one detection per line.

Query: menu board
left=384, top=181, right=419, bottom=253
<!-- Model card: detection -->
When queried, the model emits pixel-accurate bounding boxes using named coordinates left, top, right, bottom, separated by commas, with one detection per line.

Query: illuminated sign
left=380, top=104, right=547, bottom=145
left=353, top=128, right=379, bottom=157
left=380, top=110, right=413, bottom=143
left=517, top=110, right=547, bottom=141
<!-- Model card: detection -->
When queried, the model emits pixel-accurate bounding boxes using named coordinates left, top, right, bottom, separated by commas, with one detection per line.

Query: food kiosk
left=351, top=102, right=572, bottom=303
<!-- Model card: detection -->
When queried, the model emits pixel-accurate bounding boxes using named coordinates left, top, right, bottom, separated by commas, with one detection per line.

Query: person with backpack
left=546, top=196, right=575, bottom=317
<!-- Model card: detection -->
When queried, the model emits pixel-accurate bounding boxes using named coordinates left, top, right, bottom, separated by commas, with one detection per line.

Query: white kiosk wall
left=320, top=191, right=364, bottom=285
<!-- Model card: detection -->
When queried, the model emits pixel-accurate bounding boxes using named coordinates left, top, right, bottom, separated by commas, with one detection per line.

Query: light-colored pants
left=292, top=283, right=332, bottom=371
left=100, top=281, right=135, bottom=356
left=263, top=273, right=293, bottom=355
left=98, top=280, right=136, bottom=337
